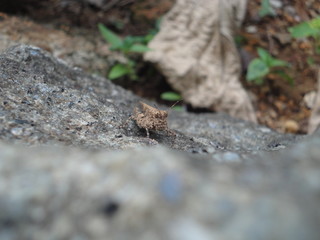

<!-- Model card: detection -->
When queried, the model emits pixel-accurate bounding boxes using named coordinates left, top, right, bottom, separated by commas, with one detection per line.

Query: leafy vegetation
left=160, top=92, right=183, bottom=111
left=246, top=48, right=292, bottom=85
left=98, top=23, right=154, bottom=80
left=259, top=0, right=275, bottom=18
left=160, top=91, right=182, bottom=101
left=288, top=17, right=320, bottom=54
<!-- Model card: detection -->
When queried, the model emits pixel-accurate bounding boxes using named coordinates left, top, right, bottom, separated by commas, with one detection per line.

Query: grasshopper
left=125, top=101, right=176, bottom=138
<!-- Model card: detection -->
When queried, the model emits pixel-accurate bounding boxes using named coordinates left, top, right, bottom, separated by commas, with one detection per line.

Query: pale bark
left=144, top=0, right=256, bottom=122
left=308, top=69, right=320, bottom=134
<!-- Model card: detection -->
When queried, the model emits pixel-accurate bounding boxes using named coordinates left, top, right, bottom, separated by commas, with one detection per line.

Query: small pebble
left=303, top=91, right=316, bottom=109
left=270, top=0, right=283, bottom=8
left=11, top=127, right=23, bottom=136
left=259, top=127, right=271, bottom=133
left=245, top=26, right=257, bottom=34
left=284, top=120, right=299, bottom=133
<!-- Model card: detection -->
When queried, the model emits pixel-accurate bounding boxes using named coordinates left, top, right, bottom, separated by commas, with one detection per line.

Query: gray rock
left=0, top=44, right=299, bottom=154
left=0, top=45, right=319, bottom=240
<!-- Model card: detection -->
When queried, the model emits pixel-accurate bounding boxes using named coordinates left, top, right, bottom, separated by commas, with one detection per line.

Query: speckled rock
left=0, top=44, right=299, bottom=154
left=0, top=44, right=319, bottom=240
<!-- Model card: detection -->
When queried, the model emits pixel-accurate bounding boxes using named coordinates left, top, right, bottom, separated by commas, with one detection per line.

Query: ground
left=242, top=0, right=320, bottom=134
left=0, top=0, right=319, bottom=134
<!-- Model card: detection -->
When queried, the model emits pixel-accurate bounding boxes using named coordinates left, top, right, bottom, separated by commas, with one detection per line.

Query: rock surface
left=0, top=45, right=319, bottom=240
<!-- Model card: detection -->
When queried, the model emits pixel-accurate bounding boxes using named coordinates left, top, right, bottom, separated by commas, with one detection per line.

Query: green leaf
left=144, top=33, right=155, bottom=43
left=269, top=58, right=290, bottom=67
left=257, top=48, right=272, bottom=63
left=257, top=48, right=289, bottom=67
left=273, top=70, right=294, bottom=86
left=130, top=36, right=145, bottom=43
left=129, top=44, right=151, bottom=53
left=253, top=77, right=264, bottom=85
left=108, top=64, right=130, bottom=80
left=123, top=36, right=135, bottom=46
left=160, top=92, right=182, bottom=101
left=123, top=36, right=148, bottom=49
left=98, top=23, right=123, bottom=49
left=246, top=58, right=269, bottom=82
left=172, top=106, right=183, bottom=111
left=259, top=0, right=275, bottom=18
left=288, top=22, right=319, bottom=38
left=309, top=17, right=320, bottom=30
left=127, top=59, right=136, bottom=67
left=155, top=17, right=162, bottom=30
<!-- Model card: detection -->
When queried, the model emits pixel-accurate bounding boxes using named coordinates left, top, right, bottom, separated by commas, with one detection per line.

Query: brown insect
left=125, top=101, right=176, bottom=138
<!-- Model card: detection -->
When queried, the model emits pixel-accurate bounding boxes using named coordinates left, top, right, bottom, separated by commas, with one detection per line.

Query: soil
left=0, top=0, right=319, bottom=134
left=241, top=0, right=320, bottom=134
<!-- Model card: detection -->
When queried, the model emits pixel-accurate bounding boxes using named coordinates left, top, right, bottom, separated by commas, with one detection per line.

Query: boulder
left=0, top=45, right=319, bottom=240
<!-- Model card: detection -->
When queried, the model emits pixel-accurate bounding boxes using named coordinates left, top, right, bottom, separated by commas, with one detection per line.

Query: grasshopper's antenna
left=170, top=100, right=182, bottom=108
left=153, top=103, right=160, bottom=109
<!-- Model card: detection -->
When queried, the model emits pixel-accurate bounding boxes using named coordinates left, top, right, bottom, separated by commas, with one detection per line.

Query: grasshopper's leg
left=166, top=129, right=176, bottom=137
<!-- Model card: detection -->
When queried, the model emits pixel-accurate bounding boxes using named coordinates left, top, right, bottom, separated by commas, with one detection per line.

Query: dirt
left=0, top=0, right=319, bottom=134
left=240, top=0, right=320, bottom=134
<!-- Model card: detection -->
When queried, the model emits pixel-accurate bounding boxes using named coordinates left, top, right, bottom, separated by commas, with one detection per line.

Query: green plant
left=259, top=0, right=275, bottom=18
left=160, top=91, right=182, bottom=101
left=246, top=48, right=292, bottom=85
left=98, top=23, right=153, bottom=80
left=288, top=17, right=320, bottom=54
left=160, top=92, right=183, bottom=111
